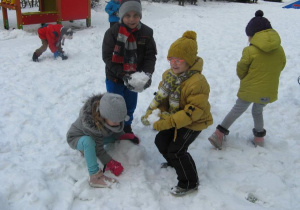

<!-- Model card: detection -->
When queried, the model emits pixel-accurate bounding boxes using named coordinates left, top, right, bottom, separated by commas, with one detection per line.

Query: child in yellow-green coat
left=208, top=10, right=286, bottom=149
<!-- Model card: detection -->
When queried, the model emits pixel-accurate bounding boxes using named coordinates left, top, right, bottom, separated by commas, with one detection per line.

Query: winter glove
left=32, top=52, right=39, bottom=62
left=153, top=114, right=176, bottom=131
left=54, top=51, right=68, bottom=60
left=143, top=73, right=152, bottom=90
left=54, top=51, right=62, bottom=58
left=119, top=133, right=140, bottom=144
left=160, top=112, right=171, bottom=118
left=141, top=109, right=153, bottom=126
left=123, top=74, right=135, bottom=91
left=104, top=159, right=124, bottom=176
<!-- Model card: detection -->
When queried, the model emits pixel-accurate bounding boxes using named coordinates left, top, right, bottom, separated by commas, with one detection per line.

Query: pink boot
left=89, top=170, right=117, bottom=188
left=252, top=129, right=266, bottom=147
left=208, top=129, right=225, bottom=150
left=253, top=137, right=264, bottom=147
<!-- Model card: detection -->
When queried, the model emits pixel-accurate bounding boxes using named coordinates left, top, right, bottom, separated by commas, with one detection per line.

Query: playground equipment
left=283, top=0, right=300, bottom=9
left=0, top=0, right=91, bottom=29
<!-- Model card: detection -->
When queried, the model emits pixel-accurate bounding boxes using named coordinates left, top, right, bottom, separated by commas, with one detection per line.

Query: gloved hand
left=119, top=133, right=140, bottom=144
left=141, top=109, right=153, bottom=126
left=160, top=111, right=171, bottom=118
left=153, top=114, right=176, bottom=131
left=123, top=74, right=135, bottom=91
left=143, top=73, right=152, bottom=90
left=54, top=51, right=62, bottom=58
left=54, top=51, right=68, bottom=60
left=113, top=12, right=118, bottom=16
left=104, top=159, right=124, bottom=176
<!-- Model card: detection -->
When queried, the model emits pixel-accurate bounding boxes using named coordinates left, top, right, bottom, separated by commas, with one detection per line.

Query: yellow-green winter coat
left=157, top=57, right=213, bottom=131
left=237, top=29, right=286, bottom=104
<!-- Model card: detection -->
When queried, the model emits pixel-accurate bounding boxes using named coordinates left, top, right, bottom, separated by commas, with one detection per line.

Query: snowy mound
left=106, top=141, right=146, bottom=167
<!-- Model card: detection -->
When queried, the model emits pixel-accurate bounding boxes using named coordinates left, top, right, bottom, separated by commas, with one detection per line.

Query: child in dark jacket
left=208, top=10, right=286, bottom=149
left=66, top=93, right=139, bottom=188
left=102, top=0, right=157, bottom=135
left=32, top=24, right=73, bottom=62
left=142, top=31, right=213, bottom=196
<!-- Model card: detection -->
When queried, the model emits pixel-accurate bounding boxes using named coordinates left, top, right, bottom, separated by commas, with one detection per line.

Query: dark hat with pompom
left=167, top=31, right=198, bottom=66
left=245, top=10, right=272, bottom=37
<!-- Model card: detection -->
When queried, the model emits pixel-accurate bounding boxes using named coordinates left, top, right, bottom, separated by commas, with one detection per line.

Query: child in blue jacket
left=105, top=0, right=121, bottom=28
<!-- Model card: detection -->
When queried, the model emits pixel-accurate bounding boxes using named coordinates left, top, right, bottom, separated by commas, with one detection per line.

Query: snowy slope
left=0, top=1, right=300, bottom=210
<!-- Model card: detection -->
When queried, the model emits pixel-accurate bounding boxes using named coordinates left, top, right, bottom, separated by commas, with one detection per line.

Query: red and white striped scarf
left=112, top=23, right=141, bottom=72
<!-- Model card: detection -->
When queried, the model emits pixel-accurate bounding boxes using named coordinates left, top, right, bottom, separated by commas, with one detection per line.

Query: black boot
left=61, top=54, right=68, bottom=60
left=32, top=52, right=39, bottom=62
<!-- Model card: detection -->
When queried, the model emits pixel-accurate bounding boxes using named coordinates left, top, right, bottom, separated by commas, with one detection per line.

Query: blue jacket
left=105, top=0, right=120, bottom=23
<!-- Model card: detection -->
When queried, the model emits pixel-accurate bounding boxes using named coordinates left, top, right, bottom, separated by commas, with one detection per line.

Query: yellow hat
left=167, top=31, right=198, bottom=66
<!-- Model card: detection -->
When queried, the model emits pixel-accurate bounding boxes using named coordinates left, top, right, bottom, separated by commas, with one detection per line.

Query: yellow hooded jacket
left=157, top=57, right=213, bottom=131
left=237, top=29, right=286, bottom=104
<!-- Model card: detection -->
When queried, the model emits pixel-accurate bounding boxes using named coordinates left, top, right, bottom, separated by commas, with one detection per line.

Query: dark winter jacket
left=38, top=24, right=63, bottom=53
left=102, top=22, right=157, bottom=83
left=105, top=0, right=120, bottom=23
left=237, top=29, right=286, bottom=104
left=66, top=94, right=124, bottom=165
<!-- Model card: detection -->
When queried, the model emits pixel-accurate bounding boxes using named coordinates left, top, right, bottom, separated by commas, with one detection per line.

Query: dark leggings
left=155, top=128, right=201, bottom=189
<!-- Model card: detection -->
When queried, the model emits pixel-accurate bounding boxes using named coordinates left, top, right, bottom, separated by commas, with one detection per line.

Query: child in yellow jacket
left=208, top=10, right=286, bottom=149
left=142, top=31, right=213, bottom=196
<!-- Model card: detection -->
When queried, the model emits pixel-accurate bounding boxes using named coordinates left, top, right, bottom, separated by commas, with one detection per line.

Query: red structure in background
left=0, top=0, right=91, bottom=29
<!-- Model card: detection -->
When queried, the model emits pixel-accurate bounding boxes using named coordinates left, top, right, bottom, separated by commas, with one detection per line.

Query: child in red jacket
left=32, top=24, right=73, bottom=62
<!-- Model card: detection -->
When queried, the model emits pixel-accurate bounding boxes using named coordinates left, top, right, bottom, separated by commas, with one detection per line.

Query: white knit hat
left=99, top=93, right=127, bottom=122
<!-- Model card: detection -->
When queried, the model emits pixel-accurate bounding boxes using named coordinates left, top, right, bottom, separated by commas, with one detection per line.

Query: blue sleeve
left=105, top=2, right=114, bottom=15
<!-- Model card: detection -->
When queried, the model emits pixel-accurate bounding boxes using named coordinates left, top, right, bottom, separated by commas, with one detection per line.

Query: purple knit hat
left=245, top=10, right=272, bottom=37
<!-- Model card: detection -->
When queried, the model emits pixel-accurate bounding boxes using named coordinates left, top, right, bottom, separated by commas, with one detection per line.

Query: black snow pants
left=155, top=127, right=201, bottom=189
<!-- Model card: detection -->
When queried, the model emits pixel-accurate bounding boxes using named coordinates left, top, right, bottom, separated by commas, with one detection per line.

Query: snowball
left=128, top=72, right=150, bottom=93
left=147, top=109, right=161, bottom=126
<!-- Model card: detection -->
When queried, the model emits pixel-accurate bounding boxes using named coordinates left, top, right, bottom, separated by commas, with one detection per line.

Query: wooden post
left=1, top=6, right=10, bottom=29
left=39, top=0, right=43, bottom=11
left=15, top=0, right=23, bottom=29
left=56, top=0, right=61, bottom=23
left=86, top=0, right=91, bottom=27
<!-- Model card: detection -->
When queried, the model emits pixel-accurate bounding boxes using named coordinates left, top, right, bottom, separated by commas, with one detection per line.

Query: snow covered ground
left=0, top=0, right=300, bottom=209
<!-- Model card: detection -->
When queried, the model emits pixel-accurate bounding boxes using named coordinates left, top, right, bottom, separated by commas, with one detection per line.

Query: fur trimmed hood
left=80, top=94, right=104, bottom=134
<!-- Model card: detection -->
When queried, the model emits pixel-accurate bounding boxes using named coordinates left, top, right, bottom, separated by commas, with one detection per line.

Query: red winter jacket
left=38, top=24, right=63, bottom=53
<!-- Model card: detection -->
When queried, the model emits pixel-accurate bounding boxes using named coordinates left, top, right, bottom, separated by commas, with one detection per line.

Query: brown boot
left=32, top=52, right=39, bottom=62
left=89, top=170, right=117, bottom=188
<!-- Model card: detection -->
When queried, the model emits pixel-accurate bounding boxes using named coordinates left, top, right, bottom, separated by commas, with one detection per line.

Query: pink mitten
left=119, top=133, right=140, bottom=144
left=105, top=159, right=124, bottom=176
